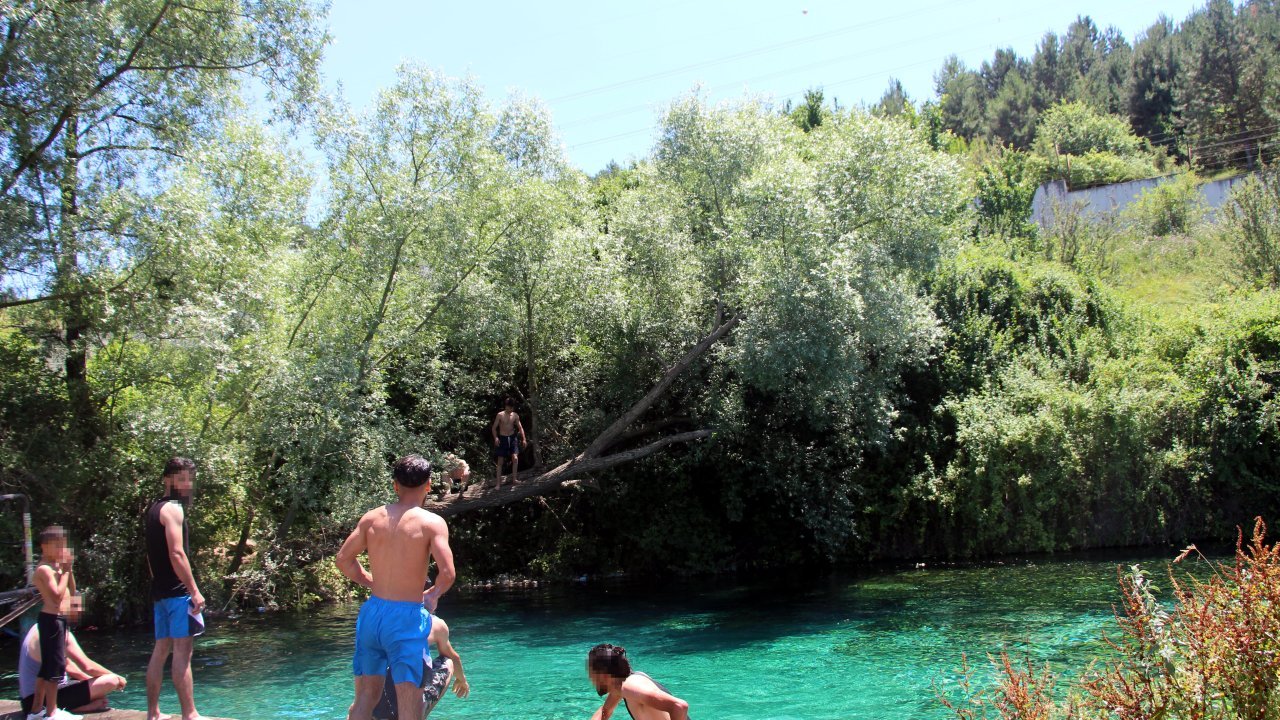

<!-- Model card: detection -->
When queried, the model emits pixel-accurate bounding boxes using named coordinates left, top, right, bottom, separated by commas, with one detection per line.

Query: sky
left=319, top=0, right=1207, bottom=174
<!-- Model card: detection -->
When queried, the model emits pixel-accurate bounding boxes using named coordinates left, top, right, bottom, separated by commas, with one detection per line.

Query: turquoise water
left=0, top=554, right=1178, bottom=719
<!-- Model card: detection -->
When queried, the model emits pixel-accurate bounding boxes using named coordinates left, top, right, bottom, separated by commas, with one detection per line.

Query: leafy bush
left=1029, top=102, right=1166, bottom=188
left=1028, top=150, right=1161, bottom=190
left=1039, top=198, right=1122, bottom=273
left=1034, top=102, right=1145, bottom=158
left=974, top=150, right=1038, bottom=240
left=1223, top=166, right=1280, bottom=287
left=1125, top=172, right=1207, bottom=236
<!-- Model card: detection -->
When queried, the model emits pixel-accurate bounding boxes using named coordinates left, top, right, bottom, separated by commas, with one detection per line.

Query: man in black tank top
left=143, top=458, right=206, bottom=720
left=587, top=644, right=690, bottom=720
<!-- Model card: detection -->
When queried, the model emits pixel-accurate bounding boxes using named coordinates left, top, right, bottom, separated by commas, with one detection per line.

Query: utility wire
left=548, top=0, right=980, bottom=104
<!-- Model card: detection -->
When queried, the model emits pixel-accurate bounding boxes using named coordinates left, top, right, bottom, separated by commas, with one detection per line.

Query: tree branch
left=74, top=143, right=181, bottom=160
left=0, top=258, right=147, bottom=310
left=420, top=313, right=740, bottom=517
left=581, top=315, right=738, bottom=460
left=369, top=214, right=522, bottom=370
left=0, top=0, right=175, bottom=197
left=424, top=429, right=714, bottom=517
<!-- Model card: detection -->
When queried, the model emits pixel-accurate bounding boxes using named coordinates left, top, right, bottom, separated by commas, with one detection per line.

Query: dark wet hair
left=162, top=457, right=196, bottom=479
left=503, top=396, right=516, bottom=408
left=39, top=525, right=66, bottom=546
left=393, top=454, right=433, bottom=488
left=588, top=643, right=632, bottom=680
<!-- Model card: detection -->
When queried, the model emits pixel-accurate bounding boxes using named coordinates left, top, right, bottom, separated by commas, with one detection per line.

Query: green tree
left=1029, top=31, right=1067, bottom=112
left=1127, top=16, right=1181, bottom=150
left=789, top=87, right=829, bottom=132
left=874, top=78, right=910, bottom=118
left=0, top=0, right=325, bottom=445
left=935, top=56, right=986, bottom=141
left=1180, top=0, right=1267, bottom=169
left=1223, top=166, right=1280, bottom=287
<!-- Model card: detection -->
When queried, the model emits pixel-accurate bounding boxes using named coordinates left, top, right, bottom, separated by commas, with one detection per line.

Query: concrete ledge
left=0, top=700, right=235, bottom=720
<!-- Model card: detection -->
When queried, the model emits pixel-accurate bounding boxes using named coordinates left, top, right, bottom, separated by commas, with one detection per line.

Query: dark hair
left=503, top=396, right=516, bottom=408
left=162, top=457, right=196, bottom=479
left=393, top=455, right=433, bottom=488
left=39, top=525, right=66, bottom=546
left=588, top=643, right=631, bottom=679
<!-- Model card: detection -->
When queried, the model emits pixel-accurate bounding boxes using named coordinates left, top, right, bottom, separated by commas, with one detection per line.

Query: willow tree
left=0, top=0, right=325, bottom=445
left=428, top=95, right=971, bottom=554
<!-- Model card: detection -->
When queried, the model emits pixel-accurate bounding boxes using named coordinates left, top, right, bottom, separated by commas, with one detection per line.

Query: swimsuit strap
left=623, top=672, right=680, bottom=720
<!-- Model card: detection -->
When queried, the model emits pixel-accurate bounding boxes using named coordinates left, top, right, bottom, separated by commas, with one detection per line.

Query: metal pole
left=22, top=506, right=33, bottom=587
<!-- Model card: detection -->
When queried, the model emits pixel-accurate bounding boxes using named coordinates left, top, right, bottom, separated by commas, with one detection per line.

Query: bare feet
left=146, top=713, right=171, bottom=720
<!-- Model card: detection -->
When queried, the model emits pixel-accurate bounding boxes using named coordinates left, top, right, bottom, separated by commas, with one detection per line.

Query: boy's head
left=39, top=525, right=67, bottom=558
left=503, top=396, right=516, bottom=410
left=162, top=456, right=197, bottom=499
left=393, top=454, right=433, bottom=491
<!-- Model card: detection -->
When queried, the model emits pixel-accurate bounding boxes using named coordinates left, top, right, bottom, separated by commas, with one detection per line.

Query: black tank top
left=145, top=497, right=189, bottom=600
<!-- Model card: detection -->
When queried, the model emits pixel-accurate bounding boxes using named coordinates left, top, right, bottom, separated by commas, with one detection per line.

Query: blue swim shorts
left=353, top=596, right=432, bottom=686
left=154, top=596, right=205, bottom=639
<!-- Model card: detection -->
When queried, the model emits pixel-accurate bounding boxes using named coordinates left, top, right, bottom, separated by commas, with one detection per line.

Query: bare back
left=362, top=503, right=446, bottom=603
left=622, top=671, right=686, bottom=717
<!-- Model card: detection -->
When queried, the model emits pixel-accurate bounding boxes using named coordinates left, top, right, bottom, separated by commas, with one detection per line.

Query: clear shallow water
left=0, top=553, right=1179, bottom=720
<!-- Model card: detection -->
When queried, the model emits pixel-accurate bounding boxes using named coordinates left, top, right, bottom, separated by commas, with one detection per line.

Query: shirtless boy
left=490, top=397, right=527, bottom=488
left=336, top=455, right=457, bottom=720
left=30, top=525, right=78, bottom=720
left=587, top=644, right=689, bottom=720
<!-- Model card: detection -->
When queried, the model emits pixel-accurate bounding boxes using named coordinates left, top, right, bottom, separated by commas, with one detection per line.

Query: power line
left=558, top=11, right=1039, bottom=132
left=548, top=0, right=979, bottom=105
left=567, top=34, right=1045, bottom=150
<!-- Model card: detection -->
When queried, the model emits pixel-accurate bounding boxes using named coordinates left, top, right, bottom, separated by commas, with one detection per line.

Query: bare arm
left=422, top=516, right=455, bottom=611
left=515, top=416, right=527, bottom=445
left=623, top=678, right=689, bottom=720
left=162, top=503, right=203, bottom=610
left=593, top=692, right=622, bottom=720
left=434, top=621, right=469, bottom=698
left=33, top=564, right=69, bottom=607
left=335, top=516, right=373, bottom=590
left=491, top=413, right=500, bottom=442
left=64, top=657, right=92, bottom=682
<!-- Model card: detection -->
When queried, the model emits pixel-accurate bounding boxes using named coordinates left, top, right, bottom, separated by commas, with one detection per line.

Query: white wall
left=1030, top=174, right=1253, bottom=227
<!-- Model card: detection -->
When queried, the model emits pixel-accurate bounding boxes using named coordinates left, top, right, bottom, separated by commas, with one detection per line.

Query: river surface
left=0, top=552, right=1186, bottom=720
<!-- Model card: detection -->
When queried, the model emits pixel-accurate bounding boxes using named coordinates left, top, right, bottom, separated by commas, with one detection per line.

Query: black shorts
left=373, top=657, right=453, bottom=720
left=21, top=679, right=92, bottom=713
left=495, top=434, right=520, bottom=458
left=37, top=612, right=67, bottom=682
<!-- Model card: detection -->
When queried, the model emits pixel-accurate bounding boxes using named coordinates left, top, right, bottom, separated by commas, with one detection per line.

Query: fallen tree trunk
left=424, top=315, right=738, bottom=517
left=426, top=429, right=713, bottom=516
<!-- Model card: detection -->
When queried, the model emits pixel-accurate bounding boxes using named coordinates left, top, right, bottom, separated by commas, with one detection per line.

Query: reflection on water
left=0, top=552, right=1191, bottom=720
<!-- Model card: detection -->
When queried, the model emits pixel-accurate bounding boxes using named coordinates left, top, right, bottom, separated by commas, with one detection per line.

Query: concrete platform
left=0, top=700, right=234, bottom=719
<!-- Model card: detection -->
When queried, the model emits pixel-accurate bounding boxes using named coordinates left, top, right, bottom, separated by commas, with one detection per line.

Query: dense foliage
left=925, top=0, right=1280, bottom=171
left=1, top=1, right=1279, bottom=626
